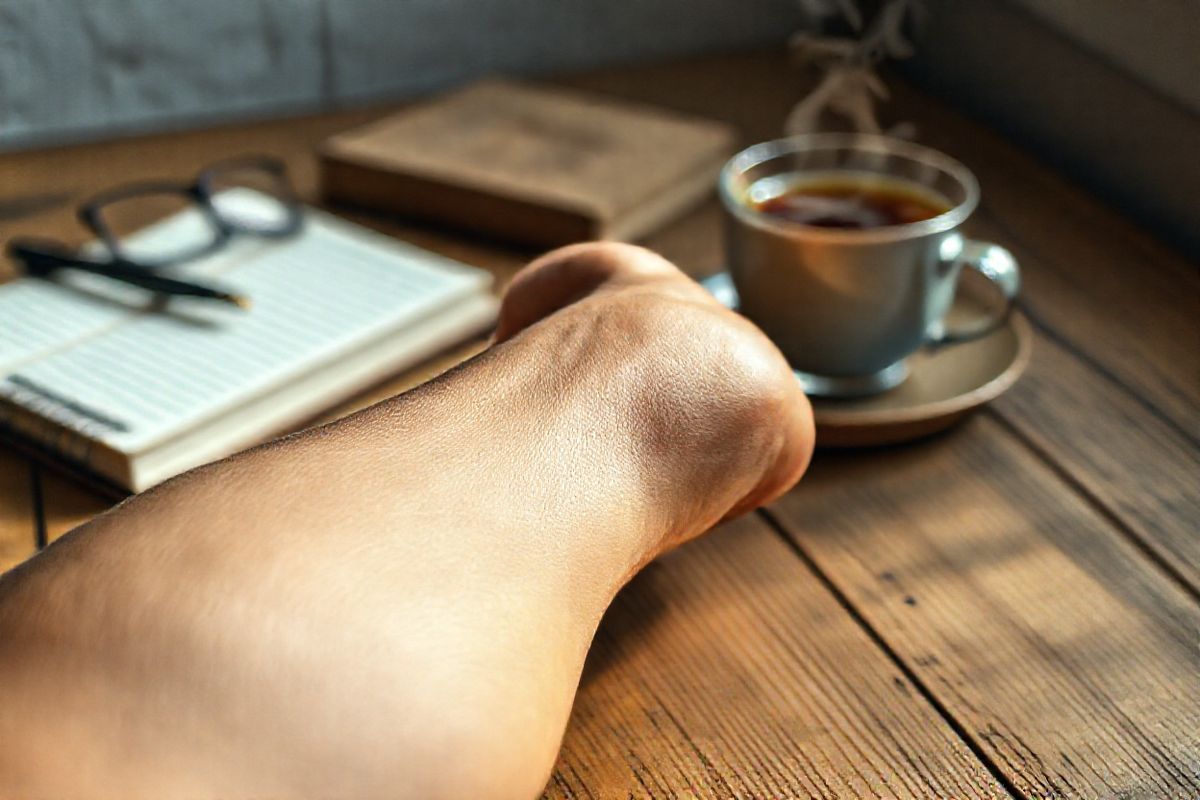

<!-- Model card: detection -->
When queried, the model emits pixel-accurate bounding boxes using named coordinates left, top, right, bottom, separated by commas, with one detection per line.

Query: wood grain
left=545, top=513, right=1007, bottom=800
left=0, top=451, right=37, bottom=573
left=767, top=416, right=1200, bottom=798
left=938, top=144, right=1199, bottom=596
left=992, top=329, right=1200, bottom=597
left=892, top=79, right=1200, bottom=436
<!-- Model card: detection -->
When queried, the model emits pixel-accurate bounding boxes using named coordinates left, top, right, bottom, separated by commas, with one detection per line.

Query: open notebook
left=0, top=190, right=498, bottom=493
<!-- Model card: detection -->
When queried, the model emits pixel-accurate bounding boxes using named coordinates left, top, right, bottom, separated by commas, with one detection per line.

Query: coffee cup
left=719, top=133, right=1019, bottom=397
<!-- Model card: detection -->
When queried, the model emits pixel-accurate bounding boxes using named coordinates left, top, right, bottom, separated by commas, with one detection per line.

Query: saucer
left=700, top=272, right=1033, bottom=447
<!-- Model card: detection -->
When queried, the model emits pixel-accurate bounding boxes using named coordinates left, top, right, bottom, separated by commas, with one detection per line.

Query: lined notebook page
left=0, top=191, right=491, bottom=455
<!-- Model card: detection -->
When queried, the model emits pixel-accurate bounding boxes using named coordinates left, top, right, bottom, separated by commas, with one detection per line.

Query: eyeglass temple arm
left=9, top=239, right=183, bottom=284
left=7, top=238, right=250, bottom=308
left=6, top=239, right=95, bottom=276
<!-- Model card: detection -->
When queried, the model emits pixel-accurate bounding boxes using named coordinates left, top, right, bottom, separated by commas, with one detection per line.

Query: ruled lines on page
left=0, top=191, right=489, bottom=455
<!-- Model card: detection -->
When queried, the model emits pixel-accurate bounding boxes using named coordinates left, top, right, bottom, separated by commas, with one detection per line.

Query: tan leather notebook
left=319, top=79, right=737, bottom=247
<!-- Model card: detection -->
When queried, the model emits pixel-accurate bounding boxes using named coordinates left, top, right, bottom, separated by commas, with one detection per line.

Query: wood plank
left=0, top=107, right=377, bottom=234
left=892, top=79, right=1200, bottom=435
left=545, top=513, right=1008, bottom=799
left=0, top=449, right=38, bottom=573
left=992, top=330, right=1200, bottom=597
left=767, top=416, right=1200, bottom=799
left=947, top=169, right=1200, bottom=598
left=558, top=50, right=804, bottom=147
left=968, top=205, right=1198, bottom=442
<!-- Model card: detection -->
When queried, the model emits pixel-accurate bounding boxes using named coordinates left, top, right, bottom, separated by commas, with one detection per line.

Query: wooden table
left=2, top=52, right=1198, bottom=798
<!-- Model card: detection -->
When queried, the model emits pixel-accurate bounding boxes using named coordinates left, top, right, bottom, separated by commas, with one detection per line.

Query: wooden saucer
left=701, top=272, right=1033, bottom=447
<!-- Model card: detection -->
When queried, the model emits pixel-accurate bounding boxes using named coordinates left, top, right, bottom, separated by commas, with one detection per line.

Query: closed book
left=319, top=79, right=737, bottom=247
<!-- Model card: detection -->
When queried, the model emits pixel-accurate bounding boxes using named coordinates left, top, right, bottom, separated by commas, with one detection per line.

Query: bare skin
left=0, top=242, right=814, bottom=799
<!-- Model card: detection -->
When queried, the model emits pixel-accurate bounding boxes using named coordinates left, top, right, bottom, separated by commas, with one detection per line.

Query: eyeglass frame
left=71, top=153, right=304, bottom=269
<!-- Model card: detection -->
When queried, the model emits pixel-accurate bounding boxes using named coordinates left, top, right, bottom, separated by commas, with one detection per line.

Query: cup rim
left=719, top=133, right=980, bottom=243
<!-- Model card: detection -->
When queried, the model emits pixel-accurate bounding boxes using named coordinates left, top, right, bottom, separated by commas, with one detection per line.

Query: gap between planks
left=30, top=466, right=47, bottom=550
left=765, top=416, right=1200, bottom=797
left=984, top=407, right=1200, bottom=607
left=979, top=209, right=1199, bottom=451
left=753, top=506, right=1024, bottom=800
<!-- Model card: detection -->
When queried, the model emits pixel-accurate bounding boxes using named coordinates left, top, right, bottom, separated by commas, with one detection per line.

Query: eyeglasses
left=7, top=155, right=304, bottom=308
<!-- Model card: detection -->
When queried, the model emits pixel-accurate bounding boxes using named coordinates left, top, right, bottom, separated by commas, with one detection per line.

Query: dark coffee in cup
left=748, top=174, right=951, bottom=230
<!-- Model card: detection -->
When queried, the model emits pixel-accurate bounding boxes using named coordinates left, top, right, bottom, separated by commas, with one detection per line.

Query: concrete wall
left=903, top=0, right=1200, bottom=259
left=0, top=0, right=805, bottom=150
left=1007, top=0, right=1199, bottom=115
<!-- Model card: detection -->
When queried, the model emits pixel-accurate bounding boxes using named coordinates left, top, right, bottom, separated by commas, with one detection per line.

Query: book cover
left=319, top=79, right=737, bottom=247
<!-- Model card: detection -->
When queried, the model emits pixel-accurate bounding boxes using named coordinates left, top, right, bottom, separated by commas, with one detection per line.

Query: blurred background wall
left=0, top=0, right=806, bottom=149
left=904, top=0, right=1199, bottom=259
left=1, top=0, right=1196, bottom=256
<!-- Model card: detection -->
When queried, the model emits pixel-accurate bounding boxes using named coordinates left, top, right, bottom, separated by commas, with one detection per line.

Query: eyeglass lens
left=92, top=188, right=222, bottom=266
left=87, top=159, right=300, bottom=267
left=203, top=162, right=298, bottom=235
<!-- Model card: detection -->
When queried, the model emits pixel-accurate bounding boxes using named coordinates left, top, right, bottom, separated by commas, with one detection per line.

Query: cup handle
left=927, top=235, right=1020, bottom=345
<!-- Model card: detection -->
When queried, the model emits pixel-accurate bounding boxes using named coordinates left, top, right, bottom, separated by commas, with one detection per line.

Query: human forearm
left=0, top=331, right=658, bottom=798
left=0, top=243, right=813, bottom=799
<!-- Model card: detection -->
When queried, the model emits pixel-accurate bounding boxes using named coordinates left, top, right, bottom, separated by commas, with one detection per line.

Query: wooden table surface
left=1, top=51, right=1198, bottom=799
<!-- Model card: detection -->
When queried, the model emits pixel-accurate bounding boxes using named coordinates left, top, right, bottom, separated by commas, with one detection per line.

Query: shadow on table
left=784, top=414, right=1200, bottom=658
left=577, top=561, right=672, bottom=689
left=795, top=417, right=1045, bottom=574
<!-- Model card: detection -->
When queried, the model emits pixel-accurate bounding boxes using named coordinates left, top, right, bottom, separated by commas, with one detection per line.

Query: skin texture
left=0, top=242, right=814, bottom=799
